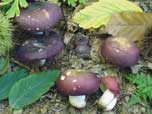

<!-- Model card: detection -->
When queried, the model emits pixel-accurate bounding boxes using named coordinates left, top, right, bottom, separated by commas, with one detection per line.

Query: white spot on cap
left=36, top=28, right=40, bottom=31
left=72, top=80, right=77, bottom=83
left=66, top=71, right=72, bottom=76
left=42, top=9, right=50, bottom=19
left=73, top=87, right=77, bottom=91
left=31, top=18, right=35, bottom=21
left=116, top=49, right=120, bottom=53
left=28, top=15, right=31, bottom=18
left=60, top=75, right=65, bottom=80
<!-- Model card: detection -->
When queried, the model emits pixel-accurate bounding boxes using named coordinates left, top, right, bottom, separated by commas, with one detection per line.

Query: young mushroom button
left=57, top=69, right=101, bottom=108
left=15, top=2, right=63, bottom=33
left=16, top=31, right=64, bottom=63
left=98, top=76, right=120, bottom=111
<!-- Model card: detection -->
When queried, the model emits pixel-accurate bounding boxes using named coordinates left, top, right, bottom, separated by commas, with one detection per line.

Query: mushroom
left=75, top=33, right=89, bottom=46
left=16, top=31, right=64, bottom=65
left=98, top=76, right=120, bottom=111
left=75, top=45, right=90, bottom=59
left=75, top=33, right=90, bottom=58
left=57, top=69, right=101, bottom=108
left=100, top=37, right=139, bottom=67
left=16, top=2, right=63, bottom=33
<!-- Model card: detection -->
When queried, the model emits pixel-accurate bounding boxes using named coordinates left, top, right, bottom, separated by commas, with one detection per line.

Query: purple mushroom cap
left=101, top=76, right=120, bottom=96
left=100, top=37, right=139, bottom=67
left=16, top=2, right=63, bottom=32
left=16, top=31, right=64, bottom=61
left=57, top=69, right=101, bottom=96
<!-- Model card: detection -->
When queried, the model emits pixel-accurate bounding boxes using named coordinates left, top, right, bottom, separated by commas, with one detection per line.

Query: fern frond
left=129, top=90, right=141, bottom=105
left=126, top=73, right=152, bottom=112
left=63, top=0, right=86, bottom=6
left=0, top=12, right=13, bottom=55
left=127, top=74, right=152, bottom=88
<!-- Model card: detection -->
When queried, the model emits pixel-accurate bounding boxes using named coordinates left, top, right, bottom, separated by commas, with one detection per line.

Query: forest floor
left=0, top=0, right=152, bottom=114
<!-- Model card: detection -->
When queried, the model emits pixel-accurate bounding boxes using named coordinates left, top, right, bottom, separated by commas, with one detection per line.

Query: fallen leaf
left=73, top=0, right=143, bottom=29
left=106, top=12, right=152, bottom=42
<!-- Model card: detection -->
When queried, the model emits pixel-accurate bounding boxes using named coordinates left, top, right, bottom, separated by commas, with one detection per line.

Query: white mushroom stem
left=98, top=89, right=117, bottom=111
left=40, top=59, right=46, bottom=66
left=69, top=95, right=86, bottom=108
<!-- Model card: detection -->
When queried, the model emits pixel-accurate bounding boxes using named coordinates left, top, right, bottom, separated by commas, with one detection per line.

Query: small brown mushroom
left=98, top=76, right=120, bottom=111
left=57, top=69, right=101, bottom=108
left=101, top=76, right=119, bottom=96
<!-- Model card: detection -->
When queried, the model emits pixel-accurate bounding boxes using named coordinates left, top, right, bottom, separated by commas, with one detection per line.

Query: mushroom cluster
left=56, top=69, right=120, bottom=111
left=15, top=1, right=64, bottom=65
left=13, top=1, right=136, bottom=112
left=100, top=37, right=139, bottom=67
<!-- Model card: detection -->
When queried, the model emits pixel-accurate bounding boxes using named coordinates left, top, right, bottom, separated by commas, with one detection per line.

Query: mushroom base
left=40, top=59, right=46, bottom=66
left=98, top=89, right=117, bottom=111
left=69, top=95, right=86, bottom=109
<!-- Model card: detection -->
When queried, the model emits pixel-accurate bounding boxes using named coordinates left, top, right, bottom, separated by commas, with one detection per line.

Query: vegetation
left=0, top=12, right=13, bottom=55
left=0, top=0, right=87, bottom=18
left=0, top=69, right=60, bottom=109
left=73, top=0, right=143, bottom=28
left=126, top=74, right=152, bottom=114
left=63, top=0, right=87, bottom=6
left=0, top=0, right=28, bottom=18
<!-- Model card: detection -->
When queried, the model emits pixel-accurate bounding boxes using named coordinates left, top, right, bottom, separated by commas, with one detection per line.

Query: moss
left=0, top=12, right=13, bottom=55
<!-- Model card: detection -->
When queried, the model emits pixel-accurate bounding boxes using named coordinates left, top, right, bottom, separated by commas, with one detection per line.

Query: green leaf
left=0, top=68, right=28, bottom=100
left=67, top=0, right=77, bottom=6
left=63, top=0, right=86, bottom=6
left=19, top=0, right=28, bottom=8
left=73, top=0, right=143, bottom=29
left=0, top=55, right=9, bottom=75
left=0, top=0, right=28, bottom=18
left=9, top=70, right=61, bottom=109
left=79, top=0, right=86, bottom=4
left=106, top=12, right=152, bottom=42
left=0, top=0, right=13, bottom=6
left=6, top=0, right=20, bottom=18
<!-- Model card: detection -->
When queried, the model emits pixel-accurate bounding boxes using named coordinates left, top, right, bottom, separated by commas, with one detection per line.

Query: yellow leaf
left=73, top=0, right=143, bottom=29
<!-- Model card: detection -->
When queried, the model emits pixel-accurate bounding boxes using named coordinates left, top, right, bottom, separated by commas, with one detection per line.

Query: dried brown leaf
left=106, top=12, right=152, bottom=42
